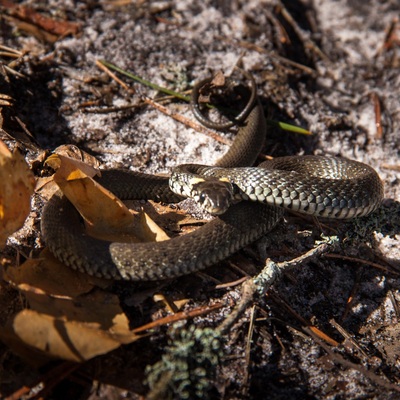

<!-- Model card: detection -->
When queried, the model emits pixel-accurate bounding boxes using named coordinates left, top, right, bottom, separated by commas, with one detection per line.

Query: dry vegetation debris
left=0, top=0, right=399, bottom=399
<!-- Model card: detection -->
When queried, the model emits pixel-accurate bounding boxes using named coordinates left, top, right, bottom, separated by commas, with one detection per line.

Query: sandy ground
left=1, top=0, right=399, bottom=398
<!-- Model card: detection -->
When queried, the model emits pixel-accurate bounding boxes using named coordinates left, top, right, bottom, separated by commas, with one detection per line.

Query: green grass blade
left=269, top=120, right=312, bottom=135
left=99, top=60, right=312, bottom=135
left=99, top=60, right=190, bottom=102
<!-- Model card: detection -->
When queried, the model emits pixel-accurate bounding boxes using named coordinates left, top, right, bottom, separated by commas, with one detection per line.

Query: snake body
left=41, top=72, right=384, bottom=281
left=170, top=156, right=383, bottom=219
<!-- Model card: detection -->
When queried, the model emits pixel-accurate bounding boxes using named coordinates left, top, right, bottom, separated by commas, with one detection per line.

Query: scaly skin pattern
left=170, top=156, right=383, bottom=219
left=41, top=73, right=383, bottom=281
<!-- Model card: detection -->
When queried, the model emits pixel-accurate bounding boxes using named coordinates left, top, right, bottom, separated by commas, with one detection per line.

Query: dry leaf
left=0, top=151, right=182, bottom=362
left=46, top=152, right=99, bottom=179
left=48, top=153, right=169, bottom=242
left=0, top=140, right=35, bottom=246
left=4, top=248, right=103, bottom=296
left=34, top=176, right=60, bottom=201
left=211, top=70, right=226, bottom=86
left=22, top=285, right=122, bottom=325
left=0, top=309, right=135, bottom=362
left=54, top=144, right=101, bottom=167
left=16, top=285, right=135, bottom=342
left=36, top=146, right=100, bottom=200
left=1, top=249, right=144, bottom=362
left=153, top=293, right=190, bottom=313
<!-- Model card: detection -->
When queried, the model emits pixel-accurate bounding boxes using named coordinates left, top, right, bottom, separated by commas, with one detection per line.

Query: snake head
left=192, top=179, right=235, bottom=215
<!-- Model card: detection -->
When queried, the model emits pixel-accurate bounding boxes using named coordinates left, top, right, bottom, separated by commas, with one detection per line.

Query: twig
left=5, top=362, right=80, bottom=400
left=243, top=304, right=257, bottom=393
left=329, top=318, right=369, bottom=359
left=95, top=59, right=132, bottom=92
left=371, top=92, right=383, bottom=139
left=277, top=2, right=330, bottom=62
left=269, top=292, right=339, bottom=346
left=381, top=164, right=400, bottom=171
left=304, top=326, right=400, bottom=393
left=341, top=268, right=362, bottom=321
left=324, top=253, right=399, bottom=275
left=142, top=96, right=231, bottom=146
left=133, top=303, right=223, bottom=334
left=218, top=241, right=335, bottom=335
left=215, top=276, right=248, bottom=289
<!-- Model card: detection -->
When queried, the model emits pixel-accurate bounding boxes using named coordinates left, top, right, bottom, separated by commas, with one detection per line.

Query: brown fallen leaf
left=0, top=150, right=198, bottom=363
left=47, top=153, right=169, bottom=242
left=15, top=285, right=136, bottom=344
left=0, top=139, right=35, bottom=246
left=1, top=247, right=147, bottom=362
left=0, top=309, right=138, bottom=362
left=3, top=248, right=105, bottom=296
left=153, top=293, right=191, bottom=313
left=54, top=144, right=102, bottom=168
left=2, top=249, right=221, bottom=362
left=36, top=145, right=101, bottom=200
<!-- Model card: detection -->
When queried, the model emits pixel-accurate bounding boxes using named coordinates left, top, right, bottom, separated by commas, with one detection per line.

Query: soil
left=0, top=0, right=399, bottom=399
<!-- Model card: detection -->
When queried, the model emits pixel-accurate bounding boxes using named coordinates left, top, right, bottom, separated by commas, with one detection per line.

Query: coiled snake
left=41, top=71, right=384, bottom=281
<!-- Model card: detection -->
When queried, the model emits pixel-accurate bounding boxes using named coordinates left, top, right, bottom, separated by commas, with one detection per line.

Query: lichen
left=145, top=324, right=224, bottom=399
left=343, top=200, right=400, bottom=245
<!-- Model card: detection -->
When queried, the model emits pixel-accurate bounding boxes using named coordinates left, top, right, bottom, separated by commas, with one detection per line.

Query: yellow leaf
left=48, top=153, right=169, bottom=242
left=2, top=309, right=126, bottom=362
left=1, top=249, right=144, bottom=362
left=4, top=248, right=105, bottom=296
left=0, top=140, right=35, bottom=246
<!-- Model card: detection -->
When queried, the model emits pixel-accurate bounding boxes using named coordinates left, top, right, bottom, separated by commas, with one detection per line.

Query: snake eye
left=199, top=192, right=207, bottom=205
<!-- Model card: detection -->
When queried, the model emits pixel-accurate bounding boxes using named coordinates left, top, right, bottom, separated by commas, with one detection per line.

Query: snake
left=41, top=71, right=384, bottom=281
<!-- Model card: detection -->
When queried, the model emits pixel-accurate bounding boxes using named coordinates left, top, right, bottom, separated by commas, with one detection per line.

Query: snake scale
left=41, top=72, right=384, bottom=281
